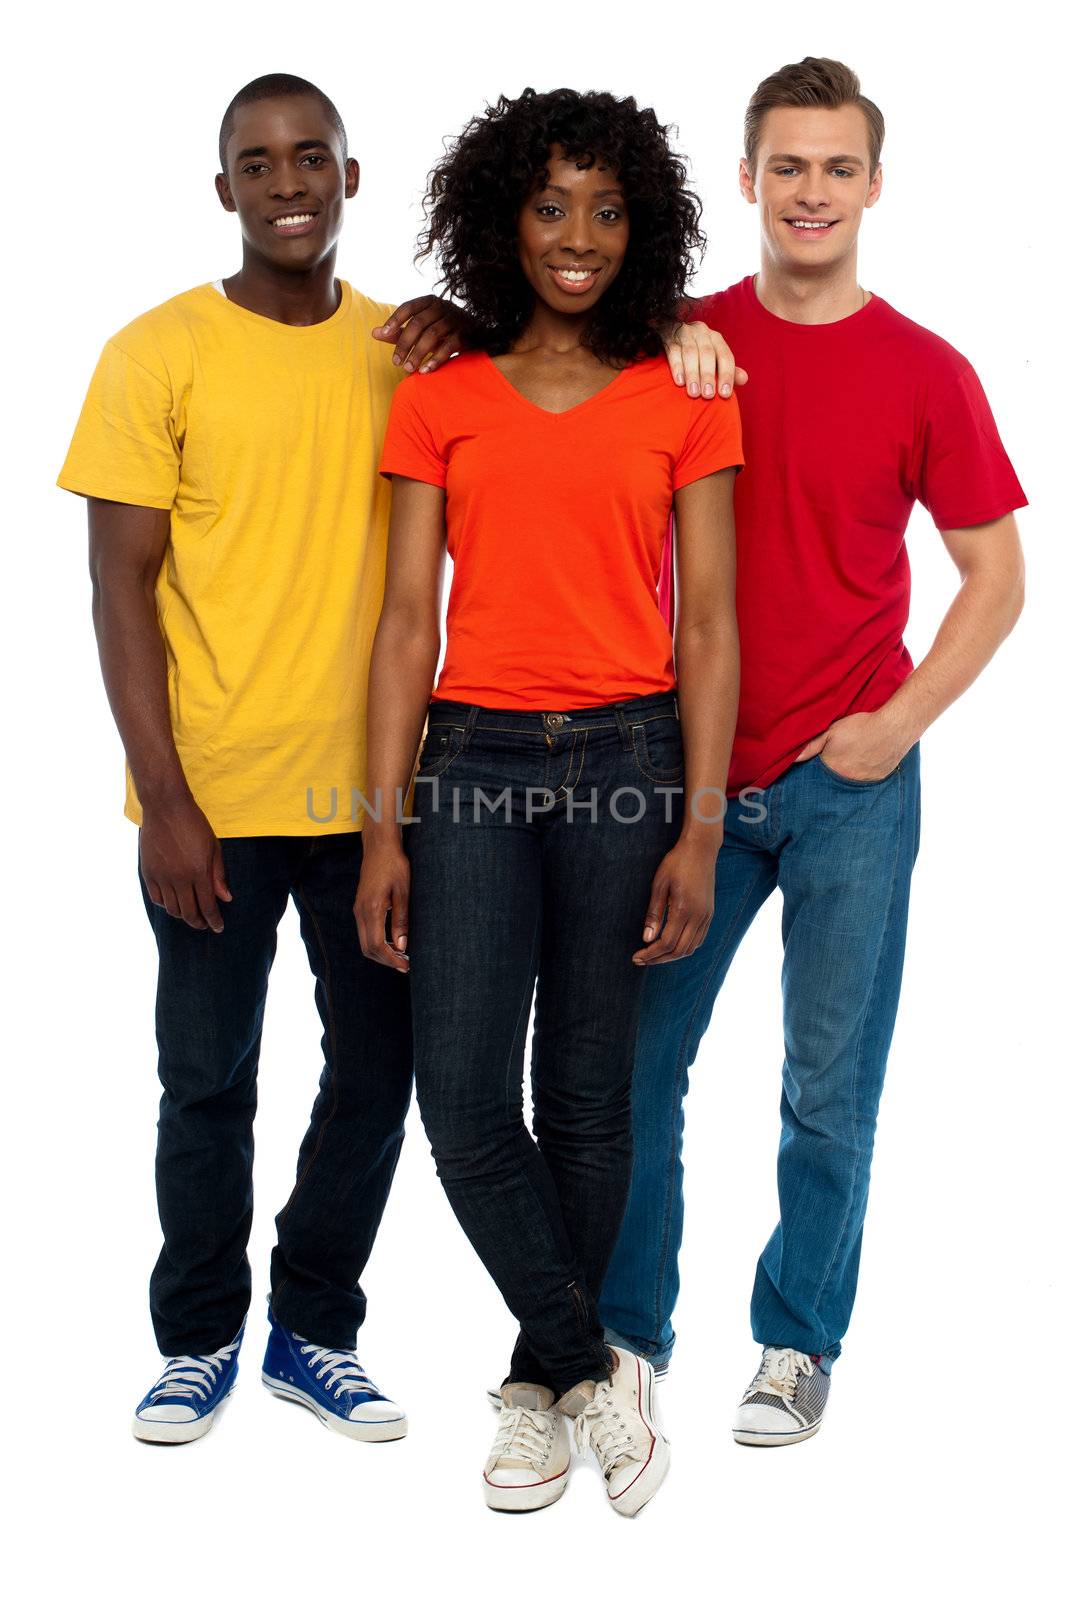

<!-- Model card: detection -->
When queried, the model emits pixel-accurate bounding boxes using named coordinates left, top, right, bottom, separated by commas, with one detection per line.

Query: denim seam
left=651, top=862, right=774, bottom=1332
left=805, top=768, right=905, bottom=1355
left=271, top=893, right=342, bottom=1303
left=632, top=725, right=683, bottom=786
left=552, top=731, right=587, bottom=798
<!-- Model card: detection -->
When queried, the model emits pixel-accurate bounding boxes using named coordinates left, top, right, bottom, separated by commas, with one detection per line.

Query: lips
left=546, top=264, right=603, bottom=296
left=783, top=218, right=838, bottom=236
left=268, top=211, right=319, bottom=238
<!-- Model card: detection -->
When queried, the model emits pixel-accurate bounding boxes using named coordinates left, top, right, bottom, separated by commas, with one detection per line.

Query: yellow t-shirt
left=58, top=281, right=402, bottom=835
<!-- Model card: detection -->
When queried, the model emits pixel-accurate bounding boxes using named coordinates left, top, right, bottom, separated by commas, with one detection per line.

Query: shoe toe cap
left=734, top=1402, right=801, bottom=1436
left=136, top=1402, right=200, bottom=1424
left=485, top=1465, right=546, bottom=1488
left=350, top=1399, right=405, bottom=1423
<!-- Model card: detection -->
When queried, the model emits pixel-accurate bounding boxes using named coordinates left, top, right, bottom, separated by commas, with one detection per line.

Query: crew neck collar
left=742, top=273, right=880, bottom=333
left=204, top=278, right=352, bottom=333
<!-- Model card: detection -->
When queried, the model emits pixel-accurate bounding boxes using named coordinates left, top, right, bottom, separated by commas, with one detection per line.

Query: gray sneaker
left=732, top=1347, right=830, bottom=1446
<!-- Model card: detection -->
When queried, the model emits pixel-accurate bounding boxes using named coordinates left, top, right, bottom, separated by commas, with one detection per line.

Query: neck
left=223, top=247, right=341, bottom=326
left=512, top=298, right=595, bottom=355
left=755, top=247, right=867, bottom=326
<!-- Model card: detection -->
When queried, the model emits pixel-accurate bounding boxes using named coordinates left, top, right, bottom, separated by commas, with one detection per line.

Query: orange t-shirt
left=379, top=350, right=743, bottom=709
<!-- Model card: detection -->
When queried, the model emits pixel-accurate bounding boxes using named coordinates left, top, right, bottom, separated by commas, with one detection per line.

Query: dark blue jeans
left=139, top=832, right=413, bottom=1356
left=599, top=745, right=921, bottom=1369
left=407, top=693, right=684, bottom=1396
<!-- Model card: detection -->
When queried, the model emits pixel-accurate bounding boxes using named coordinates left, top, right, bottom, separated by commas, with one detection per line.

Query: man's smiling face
left=741, top=104, right=882, bottom=273
left=215, top=94, right=359, bottom=271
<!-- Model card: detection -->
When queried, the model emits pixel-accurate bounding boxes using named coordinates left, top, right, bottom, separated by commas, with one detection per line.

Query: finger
left=402, top=316, right=455, bottom=374
left=195, top=875, right=224, bottom=934
left=794, top=733, right=829, bottom=763
left=144, top=877, right=164, bottom=910
left=681, top=337, right=703, bottom=398
left=361, top=901, right=409, bottom=972
left=176, top=880, right=208, bottom=931
left=663, top=323, right=686, bottom=386
left=160, top=882, right=181, bottom=919
left=634, top=903, right=686, bottom=964
left=372, top=296, right=435, bottom=344
left=713, top=333, right=736, bottom=398
left=418, top=329, right=462, bottom=373
left=392, top=309, right=445, bottom=368
left=636, top=877, right=670, bottom=952
left=213, top=845, right=233, bottom=903
left=734, top=365, right=749, bottom=388
left=390, top=881, right=410, bottom=955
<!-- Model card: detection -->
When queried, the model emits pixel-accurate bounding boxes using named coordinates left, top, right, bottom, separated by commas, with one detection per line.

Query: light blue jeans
left=599, top=745, right=921, bottom=1369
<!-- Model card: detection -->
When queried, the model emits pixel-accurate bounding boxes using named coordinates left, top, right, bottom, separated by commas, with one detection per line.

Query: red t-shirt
left=662, top=276, right=1027, bottom=793
left=381, top=350, right=743, bottom=709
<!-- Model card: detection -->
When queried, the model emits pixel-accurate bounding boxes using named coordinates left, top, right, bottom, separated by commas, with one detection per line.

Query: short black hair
left=418, top=87, right=704, bottom=367
left=218, top=73, right=348, bottom=173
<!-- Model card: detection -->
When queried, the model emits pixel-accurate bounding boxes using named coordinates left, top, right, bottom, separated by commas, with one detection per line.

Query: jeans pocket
left=632, top=718, right=684, bottom=784
left=815, top=753, right=899, bottom=790
left=416, top=725, right=461, bottom=779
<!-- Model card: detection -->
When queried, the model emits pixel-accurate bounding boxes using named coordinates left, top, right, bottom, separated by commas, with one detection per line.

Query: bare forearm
left=363, top=609, right=439, bottom=844
left=91, top=573, right=190, bottom=808
left=675, top=617, right=740, bottom=838
left=882, top=560, right=1025, bottom=746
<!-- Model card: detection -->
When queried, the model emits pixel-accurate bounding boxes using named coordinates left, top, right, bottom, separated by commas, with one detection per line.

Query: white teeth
left=554, top=268, right=595, bottom=282
left=789, top=220, right=832, bottom=230
left=273, top=213, right=315, bottom=228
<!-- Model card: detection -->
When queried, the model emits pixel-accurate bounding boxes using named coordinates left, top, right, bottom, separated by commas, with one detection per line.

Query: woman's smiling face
left=517, top=145, right=630, bottom=316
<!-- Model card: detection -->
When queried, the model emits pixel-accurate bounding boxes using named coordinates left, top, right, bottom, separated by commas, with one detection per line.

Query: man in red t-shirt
left=598, top=57, right=1026, bottom=1445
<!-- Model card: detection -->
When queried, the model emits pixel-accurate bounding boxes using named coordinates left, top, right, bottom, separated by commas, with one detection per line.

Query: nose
left=558, top=214, right=596, bottom=256
left=794, top=174, right=830, bottom=211
left=270, top=162, right=307, bottom=200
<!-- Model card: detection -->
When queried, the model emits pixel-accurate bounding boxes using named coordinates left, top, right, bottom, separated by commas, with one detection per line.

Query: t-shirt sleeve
left=378, top=375, right=447, bottom=487
left=673, top=393, right=745, bottom=492
left=57, top=339, right=180, bottom=510
left=916, top=362, right=1027, bottom=530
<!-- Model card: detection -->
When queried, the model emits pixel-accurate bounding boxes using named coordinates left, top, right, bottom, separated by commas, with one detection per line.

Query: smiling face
left=740, top=104, right=882, bottom=274
left=517, top=146, right=630, bottom=316
left=215, top=94, right=359, bottom=271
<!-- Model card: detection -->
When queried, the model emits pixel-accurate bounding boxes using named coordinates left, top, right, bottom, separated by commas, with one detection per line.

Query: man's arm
left=799, top=514, right=1026, bottom=781
left=371, top=296, right=470, bottom=375
left=88, top=498, right=231, bottom=931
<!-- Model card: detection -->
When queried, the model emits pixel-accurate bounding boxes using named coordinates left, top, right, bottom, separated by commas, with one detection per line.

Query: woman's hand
left=355, top=839, right=411, bottom=971
left=661, top=320, right=748, bottom=400
left=632, top=830, right=722, bottom=965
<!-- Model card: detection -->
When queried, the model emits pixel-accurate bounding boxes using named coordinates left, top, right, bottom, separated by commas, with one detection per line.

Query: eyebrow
left=541, top=183, right=624, bottom=198
left=766, top=152, right=867, bottom=169
left=234, top=138, right=331, bottom=161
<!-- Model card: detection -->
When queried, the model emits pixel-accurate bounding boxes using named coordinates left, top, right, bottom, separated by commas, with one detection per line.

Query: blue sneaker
left=262, top=1306, right=408, bottom=1441
left=132, top=1323, right=243, bottom=1444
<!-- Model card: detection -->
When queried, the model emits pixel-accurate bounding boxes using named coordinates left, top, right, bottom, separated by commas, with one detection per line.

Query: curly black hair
left=418, top=87, right=705, bottom=366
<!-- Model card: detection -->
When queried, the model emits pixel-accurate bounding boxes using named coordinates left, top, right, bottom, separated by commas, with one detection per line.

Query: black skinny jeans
left=407, top=693, right=684, bottom=1395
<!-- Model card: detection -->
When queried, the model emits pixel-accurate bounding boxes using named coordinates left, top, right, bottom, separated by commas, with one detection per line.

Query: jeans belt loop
left=613, top=702, right=631, bottom=749
left=463, top=704, right=480, bottom=748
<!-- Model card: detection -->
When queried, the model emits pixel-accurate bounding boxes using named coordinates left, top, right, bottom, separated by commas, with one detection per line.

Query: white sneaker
left=483, top=1383, right=571, bottom=1513
left=564, top=1346, right=669, bottom=1518
left=733, top=1346, right=831, bottom=1446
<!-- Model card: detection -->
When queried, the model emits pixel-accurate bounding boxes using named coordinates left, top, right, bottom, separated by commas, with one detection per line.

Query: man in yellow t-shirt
left=58, top=72, right=463, bottom=1447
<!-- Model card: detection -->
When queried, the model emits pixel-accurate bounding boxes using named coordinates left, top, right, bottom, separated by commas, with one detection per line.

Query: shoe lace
left=148, top=1334, right=241, bottom=1403
left=573, top=1385, right=642, bottom=1477
left=299, top=1344, right=377, bottom=1398
left=492, top=1405, right=554, bottom=1467
left=743, top=1346, right=813, bottom=1404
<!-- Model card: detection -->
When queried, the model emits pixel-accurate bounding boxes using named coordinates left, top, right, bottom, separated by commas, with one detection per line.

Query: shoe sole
left=132, top=1388, right=234, bottom=1445
left=733, top=1420, right=822, bottom=1447
left=484, top=1467, right=571, bottom=1513
left=262, top=1374, right=408, bottom=1441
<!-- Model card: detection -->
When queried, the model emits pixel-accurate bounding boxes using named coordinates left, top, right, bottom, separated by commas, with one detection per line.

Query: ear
left=215, top=172, right=236, bottom=213
left=738, top=156, right=757, bottom=205
left=344, top=157, right=360, bottom=200
left=865, top=162, right=883, bottom=210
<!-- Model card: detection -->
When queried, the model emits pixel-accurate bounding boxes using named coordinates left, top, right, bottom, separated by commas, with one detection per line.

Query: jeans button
left=545, top=713, right=565, bottom=730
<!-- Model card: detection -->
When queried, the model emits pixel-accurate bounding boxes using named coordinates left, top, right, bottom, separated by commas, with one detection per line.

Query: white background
left=4, top=1, right=1060, bottom=1594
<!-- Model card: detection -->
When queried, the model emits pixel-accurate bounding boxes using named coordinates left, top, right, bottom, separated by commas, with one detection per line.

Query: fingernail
left=721, top=383, right=731, bottom=398
left=419, top=362, right=435, bottom=374
left=687, top=381, right=699, bottom=397
left=397, top=934, right=407, bottom=950
left=643, top=925, right=655, bottom=941
left=404, top=361, right=415, bottom=374
left=703, top=382, right=715, bottom=398
left=392, top=353, right=401, bottom=365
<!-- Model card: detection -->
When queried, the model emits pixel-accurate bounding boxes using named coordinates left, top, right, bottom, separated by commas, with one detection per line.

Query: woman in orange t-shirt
left=356, top=88, right=742, bottom=1516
